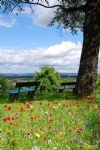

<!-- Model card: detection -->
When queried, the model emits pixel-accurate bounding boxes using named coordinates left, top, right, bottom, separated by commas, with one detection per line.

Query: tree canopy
left=32, top=65, right=61, bottom=91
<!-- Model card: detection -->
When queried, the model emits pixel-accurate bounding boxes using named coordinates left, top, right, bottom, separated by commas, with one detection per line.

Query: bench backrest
left=15, top=81, right=39, bottom=88
left=15, top=82, right=40, bottom=94
left=61, top=82, right=76, bottom=86
left=61, top=82, right=76, bottom=89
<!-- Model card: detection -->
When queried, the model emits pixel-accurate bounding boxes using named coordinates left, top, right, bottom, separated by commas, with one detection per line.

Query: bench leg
left=59, top=89, right=64, bottom=93
left=9, top=94, right=18, bottom=102
left=27, top=91, right=35, bottom=99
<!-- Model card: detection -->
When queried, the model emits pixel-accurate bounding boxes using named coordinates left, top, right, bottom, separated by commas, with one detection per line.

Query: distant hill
left=0, top=73, right=78, bottom=80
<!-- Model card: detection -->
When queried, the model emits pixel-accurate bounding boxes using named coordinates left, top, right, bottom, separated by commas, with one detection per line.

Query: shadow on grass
left=0, top=89, right=100, bottom=104
left=0, top=90, right=81, bottom=104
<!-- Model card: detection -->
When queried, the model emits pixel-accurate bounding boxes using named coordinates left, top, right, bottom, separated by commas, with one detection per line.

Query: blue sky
left=0, top=1, right=100, bottom=73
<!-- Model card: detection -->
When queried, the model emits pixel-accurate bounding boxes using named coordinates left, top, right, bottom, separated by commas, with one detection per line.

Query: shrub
left=0, top=76, right=14, bottom=98
left=32, top=65, right=61, bottom=91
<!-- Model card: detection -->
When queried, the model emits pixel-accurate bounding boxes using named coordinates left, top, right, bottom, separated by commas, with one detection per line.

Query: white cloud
left=32, top=0, right=60, bottom=26
left=0, top=41, right=100, bottom=73
left=0, top=15, right=16, bottom=27
left=0, top=1, right=59, bottom=27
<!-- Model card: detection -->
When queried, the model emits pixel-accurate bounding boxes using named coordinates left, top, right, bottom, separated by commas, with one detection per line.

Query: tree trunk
left=74, top=0, right=100, bottom=95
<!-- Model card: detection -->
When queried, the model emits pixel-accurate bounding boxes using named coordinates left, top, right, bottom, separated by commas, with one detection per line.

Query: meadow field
left=0, top=89, right=100, bottom=150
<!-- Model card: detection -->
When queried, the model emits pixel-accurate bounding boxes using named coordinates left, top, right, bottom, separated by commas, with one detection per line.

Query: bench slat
left=59, top=85, right=75, bottom=90
left=58, top=82, right=76, bottom=93
left=7, top=88, right=35, bottom=94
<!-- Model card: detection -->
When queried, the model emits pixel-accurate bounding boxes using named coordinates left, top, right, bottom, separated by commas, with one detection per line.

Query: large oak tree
left=0, top=0, right=100, bottom=95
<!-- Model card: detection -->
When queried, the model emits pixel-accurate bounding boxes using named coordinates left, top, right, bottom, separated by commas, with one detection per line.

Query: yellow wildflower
left=35, top=133, right=40, bottom=138
left=60, top=131, right=62, bottom=135
left=8, top=104, right=12, bottom=107
left=87, top=145, right=92, bottom=149
left=53, top=106, right=56, bottom=109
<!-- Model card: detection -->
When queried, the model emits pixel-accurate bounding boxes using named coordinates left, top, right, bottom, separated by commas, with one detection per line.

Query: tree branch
left=21, top=1, right=86, bottom=13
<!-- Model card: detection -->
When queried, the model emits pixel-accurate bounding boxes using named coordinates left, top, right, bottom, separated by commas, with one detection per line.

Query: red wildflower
left=30, top=116, right=34, bottom=120
left=66, top=105, right=68, bottom=108
left=77, top=129, right=81, bottom=135
left=4, top=105, right=7, bottom=108
left=40, top=102, right=42, bottom=106
left=50, top=114, right=53, bottom=117
left=3, top=118, right=7, bottom=122
left=8, top=106, right=11, bottom=111
left=40, top=128, right=43, bottom=131
left=20, top=107, right=25, bottom=112
left=49, top=119, right=52, bottom=123
left=12, top=141, right=15, bottom=146
left=69, top=140, right=73, bottom=143
left=43, top=137, right=47, bottom=141
left=29, top=102, right=32, bottom=105
left=12, top=117, right=15, bottom=120
left=7, top=117, right=11, bottom=121
left=80, top=142, right=85, bottom=146
left=27, top=104, right=30, bottom=108
left=54, top=101, right=58, bottom=105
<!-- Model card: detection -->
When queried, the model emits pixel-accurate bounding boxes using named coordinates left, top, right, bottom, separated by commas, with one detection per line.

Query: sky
left=0, top=0, right=100, bottom=74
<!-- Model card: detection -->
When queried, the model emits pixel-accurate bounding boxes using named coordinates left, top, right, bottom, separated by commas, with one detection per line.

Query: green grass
left=0, top=89, right=100, bottom=150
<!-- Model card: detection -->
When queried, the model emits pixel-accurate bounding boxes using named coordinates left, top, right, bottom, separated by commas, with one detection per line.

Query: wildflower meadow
left=1, top=90, right=100, bottom=150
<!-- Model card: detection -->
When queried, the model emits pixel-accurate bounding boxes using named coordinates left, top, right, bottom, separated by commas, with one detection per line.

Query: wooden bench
left=58, top=82, right=76, bottom=93
left=6, top=81, right=40, bottom=101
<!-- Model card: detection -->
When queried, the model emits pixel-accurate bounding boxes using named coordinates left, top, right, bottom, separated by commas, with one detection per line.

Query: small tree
left=33, top=65, right=61, bottom=91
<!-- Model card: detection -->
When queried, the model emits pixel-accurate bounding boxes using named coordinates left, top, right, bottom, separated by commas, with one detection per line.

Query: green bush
left=0, top=76, right=14, bottom=98
left=32, top=65, right=61, bottom=91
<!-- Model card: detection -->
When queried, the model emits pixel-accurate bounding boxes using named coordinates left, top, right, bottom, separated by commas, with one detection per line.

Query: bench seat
left=58, top=82, right=76, bottom=93
left=7, top=88, right=35, bottom=94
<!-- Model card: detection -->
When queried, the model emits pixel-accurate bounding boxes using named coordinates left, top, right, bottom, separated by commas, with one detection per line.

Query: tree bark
left=74, top=0, right=100, bottom=95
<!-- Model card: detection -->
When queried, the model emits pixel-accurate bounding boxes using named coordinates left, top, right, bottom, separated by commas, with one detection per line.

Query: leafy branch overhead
left=0, top=0, right=87, bottom=33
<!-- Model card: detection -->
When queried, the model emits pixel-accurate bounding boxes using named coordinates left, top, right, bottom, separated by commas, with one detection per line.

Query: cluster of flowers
left=2, top=96, right=100, bottom=149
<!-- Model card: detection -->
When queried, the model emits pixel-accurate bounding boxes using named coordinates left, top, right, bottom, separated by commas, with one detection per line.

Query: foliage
left=62, top=76, right=74, bottom=82
left=32, top=65, right=61, bottom=91
left=0, top=76, right=14, bottom=98
left=49, top=1, right=85, bottom=34
left=1, top=92, right=100, bottom=149
left=96, top=75, right=100, bottom=89
left=0, top=0, right=86, bottom=34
